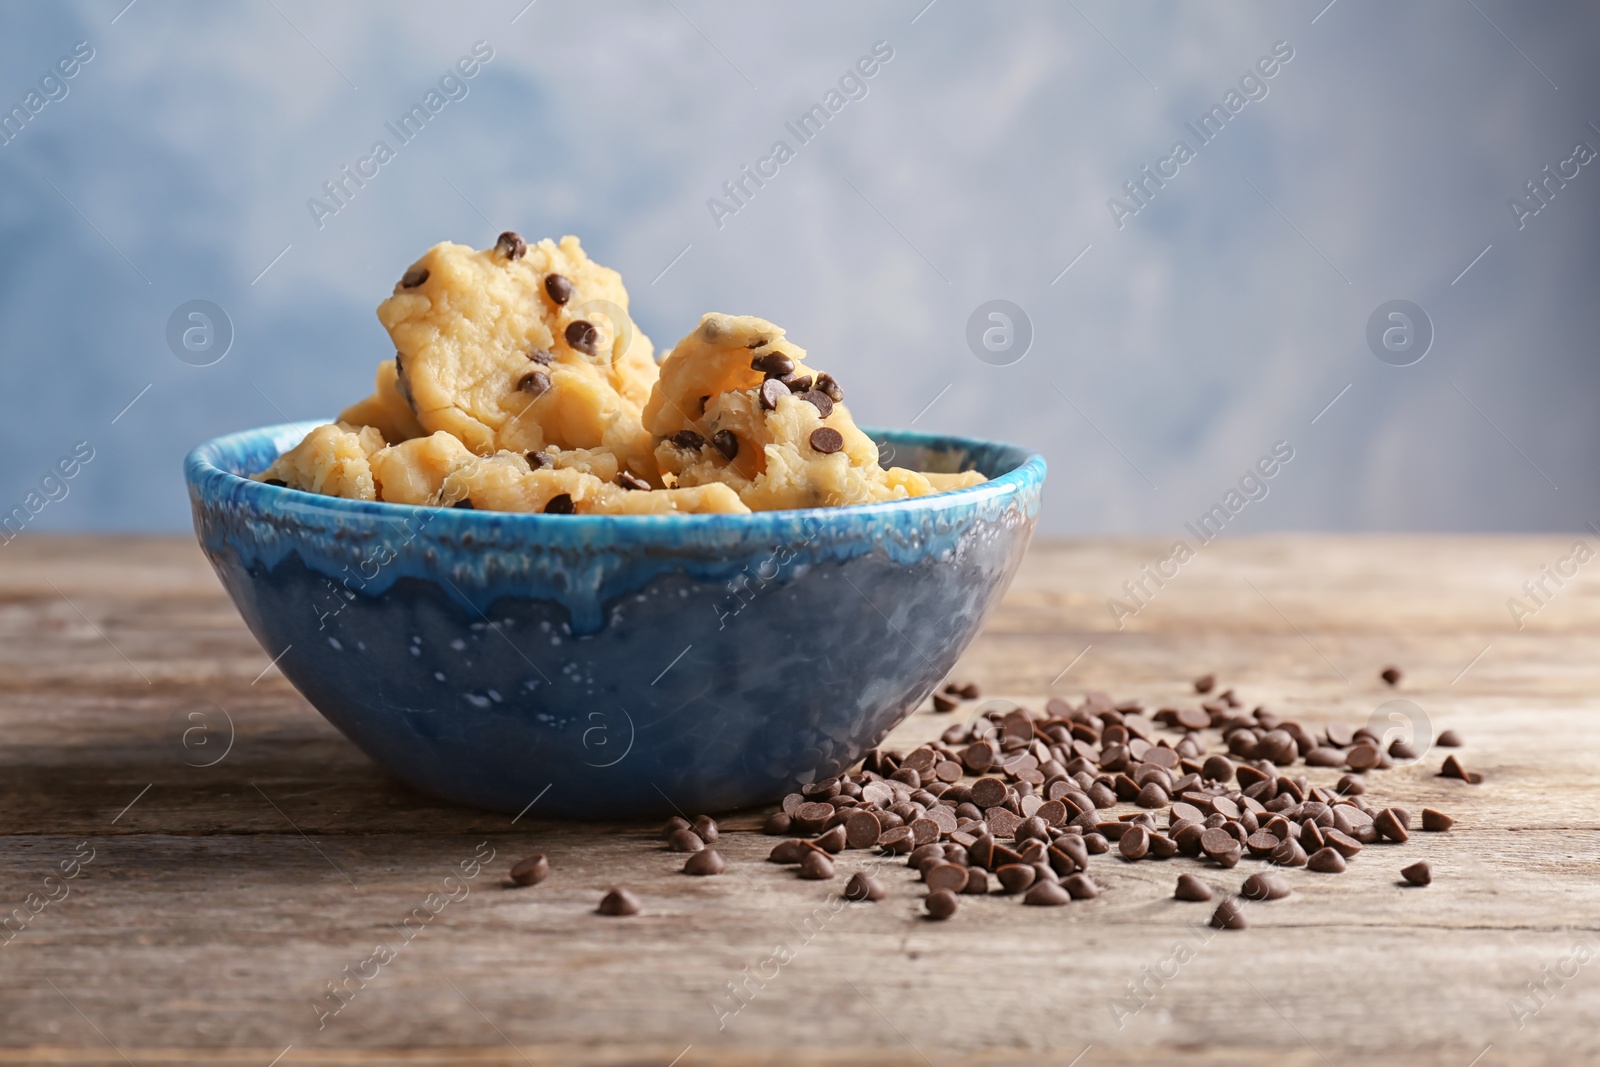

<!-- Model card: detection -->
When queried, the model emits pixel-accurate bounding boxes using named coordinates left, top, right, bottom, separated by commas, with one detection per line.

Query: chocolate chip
left=845, top=872, right=887, bottom=901
left=400, top=267, right=428, bottom=288
left=545, top=273, right=574, bottom=304
left=925, top=889, right=959, bottom=920
left=1436, top=729, right=1463, bottom=747
left=683, top=848, right=726, bottom=875
left=963, top=867, right=990, bottom=894
left=1389, top=738, right=1418, bottom=760
left=1240, top=872, right=1291, bottom=901
left=509, top=854, right=549, bottom=886
left=1210, top=897, right=1248, bottom=930
left=660, top=817, right=691, bottom=840
left=1024, top=880, right=1071, bottom=906
left=692, top=815, right=719, bottom=843
left=763, top=812, right=793, bottom=835
left=543, top=494, right=575, bottom=515
left=565, top=320, right=598, bottom=355
left=797, top=851, right=834, bottom=880
left=844, top=810, right=882, bottom=850
left=597, top=887, right=640, bottom=915
left=1335, top=774, right=1365, bottom=796
left=1380, top=665, right=1403, bottom=686
left=518, top=370, right=552, bottom=396
left=768, top=839, right=810, bottom=864
left=995, top=864, right=1036, bottom=894
left=616, top=471, right=651, bottom=491
left=496, top=231, right=526, bottom=260
left=759, top=378, right=788, bottom=411
left=1119, top=825, right=1150, bottom=860
left=528, top=348, right=556, bottom=365
left=1194, top=674, right=1216, bottom=694
left=1175, top=873, right=1213, bottom=901
left=1421, top=808, right=1454, bottom=832
left=924, top=862, right=968, bottom=894
left=1439, top=754, right=1482, bottom=783
left=1324, top=828, right=1363, bottom=858
left=1374, top=808, right=1409, bottom=842
left=816, top=372, right=844, bottom=402
left=932, top=693, right=958, bottom=713
left=1401, top=860, right=1432, bottom=886
left=799, top=391, right=835, bottom=418
left=1202, top=755, right=1235, bottom=782
left=814, top=825, right=848, bottom=854
left=667, top=828, right=704, bottom=853
left=809, top=427, right=844, bottom=455
left=1063, top=873, right=1099, bottom=899
left=751, top=352, right=795, bottom=377
left=526, top=451, right=553, bottom=469
left=1271, top=837, right=1308, bottom=867
left=670, top=430, right=705, bottom=450
left=1346, top=743, right=1381, bottom=771
left=712, top=429, right=739, bottom=460
left=782, top=374, right=813, bottom=393
left=1306, top=847, right=1347, bottom=873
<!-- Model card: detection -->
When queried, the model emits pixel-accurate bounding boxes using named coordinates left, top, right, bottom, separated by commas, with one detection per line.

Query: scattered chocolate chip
left=509, top=854, right=549, bottom=886
left=763, top=812, right=793, bottom=835
left=1064, top=873, right=1099, bottom=899
left=814, top=825, right=848, bottom=854
left=518, top=370, right=552, bottom=396
left=597, top=888, right=640, bottom=916
left=1401, top=860, right=1432, bottom=886
left=711, top=429, right=739, bottom=460
left=925, top=889, right=959, bottom=920
left=845, top=810, right=882, bottom=849
left=691, top=815, right=719, bottom=843
left=1210, top=897, right=1248, bottom=930
left=1174, top=873, right=1213, bottom=901
left=1240, top=872, right=1291, bottom=901
left=565, top=320, right=599, bottom=355
left=496, top=231, right=526, bottom=260
left=1306, top=846, right=1347, bottom=873
left=845, top=872, right=887, bottom=901
left=816, top=372, right=844, bottom=402
left=1439, top=754, right=1481, bottom=783
left=809, top=427, right=844, bottom=454
left=759, top=378, right=788, bottom=411
left=400, top=267, right=428, bottom=288
left=1421, top=808, right=1454, bottom=832
left=768, top=839, right=810, bottom=864
left=543, top=494, right=575, bottom=515
left=995, top=864, right=1036, bottom=894
left=667, top=828, right=704, bottom=853
left=1374, top=808, right=1410, bottom=843
left=782, top=374, right=813, bottom=393
left=1119, top=825, right=1150, bottom=860
left=1024, top=880, right=1071, bottom=906
left=932, top=693, right=958, bottom=713
left=544, top=273, right=574, bottom=305
left=1436, top=729, right=1463, bottom=747
left=924, top=862, right=968, bottom=894
left=751, top=352, right=795, bottom=378
left=616, top=471, right=651, bottom=491
left=660, top=817, right=691, bottom=840
left=1380, top=665, right=1403, bottom=686
left=670, top=429, right=705, bottom=451
left=797, top=851, right=835, bottom=880
left=684, top=848, right=727, bottom=875
left=1194, top=674, right=1216, bottom=694
left=799, top=391, right=835, bottom=418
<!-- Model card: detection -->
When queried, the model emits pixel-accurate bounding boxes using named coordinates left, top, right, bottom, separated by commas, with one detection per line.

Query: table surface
left=2, top=534, right=1597, bottom=1066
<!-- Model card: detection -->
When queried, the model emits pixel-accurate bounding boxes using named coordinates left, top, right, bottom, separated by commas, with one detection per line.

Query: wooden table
left=3, top=535, right=1597, bottom=1066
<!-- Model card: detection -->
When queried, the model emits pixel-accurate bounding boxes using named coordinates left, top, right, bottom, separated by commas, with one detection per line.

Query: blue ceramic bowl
left=185, top=421, right=1045, bottom=818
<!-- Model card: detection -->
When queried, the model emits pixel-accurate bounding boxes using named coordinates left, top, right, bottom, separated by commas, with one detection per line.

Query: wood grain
left=1, top=534, right=1598, bottom=1066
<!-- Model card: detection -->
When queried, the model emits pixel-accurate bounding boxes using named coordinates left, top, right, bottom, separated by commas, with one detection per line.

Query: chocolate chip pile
left=507, top=669, right=1475, bottom=928
left=753, top=670, right=1472, bottom=928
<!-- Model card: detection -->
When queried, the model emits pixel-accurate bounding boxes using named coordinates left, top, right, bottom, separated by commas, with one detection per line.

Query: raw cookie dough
left=377, top=235, right=657, bottom=474
left=254, top=233, right=986, bottom=515
left=648, top=313, right=985, bottom=510
left=257, top=422, right=386, bottom=501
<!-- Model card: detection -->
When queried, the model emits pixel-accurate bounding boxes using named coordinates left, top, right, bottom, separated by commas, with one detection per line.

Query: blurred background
left=1, top=0, right=1596, bottom=536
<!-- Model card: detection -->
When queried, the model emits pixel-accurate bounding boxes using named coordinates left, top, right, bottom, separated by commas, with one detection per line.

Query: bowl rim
left=185, top=419, right=1046, bottom=530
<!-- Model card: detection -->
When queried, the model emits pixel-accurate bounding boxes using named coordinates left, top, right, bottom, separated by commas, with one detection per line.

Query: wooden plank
left=1, top=535, right=1597, bottom=1066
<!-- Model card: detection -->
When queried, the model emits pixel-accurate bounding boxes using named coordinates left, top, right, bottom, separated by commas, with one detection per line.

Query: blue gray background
left=2, top=0, right=1596, bottom=535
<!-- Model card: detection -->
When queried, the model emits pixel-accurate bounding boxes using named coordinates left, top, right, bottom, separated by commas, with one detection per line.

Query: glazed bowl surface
left=185, top=421, right=1045, bottom=817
